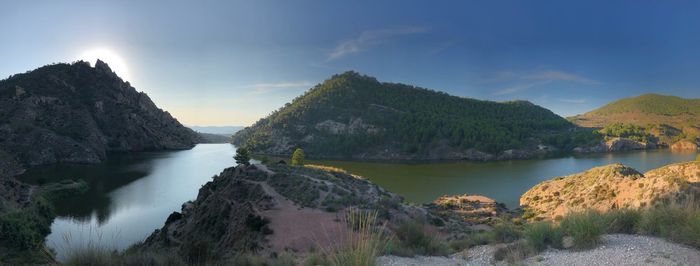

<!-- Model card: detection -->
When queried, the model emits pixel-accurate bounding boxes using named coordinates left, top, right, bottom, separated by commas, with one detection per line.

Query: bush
left=603, top=209, right=641, bottom=234
left=636, top=203, right=700, bottom=247
left=322, top=209, right=387, bottom=266
left=559, top=211, right=604, bottom=250
left=490, top=220, right=521, bottom=243
left=493, top=241, right=536, bottom=263
left=0, top=212, right=43, bottom=250
left=448, top=231, right=493, bottom=251
left=523, top=222, right=563, bottom=251
left=291, top=148, right=305, bottom=166
left=391, top=221, right=449, bottom=256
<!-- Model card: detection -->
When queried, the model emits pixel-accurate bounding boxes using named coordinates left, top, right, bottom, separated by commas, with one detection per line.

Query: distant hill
left=569, top=94, right=700, bottom=146
left=189, top=126, right=244, bottom=135
left=196, top=132, right=232, bottom=143
left=233, top=71, right=589, bottom=161
left=0, top=60, right=200, bottom=176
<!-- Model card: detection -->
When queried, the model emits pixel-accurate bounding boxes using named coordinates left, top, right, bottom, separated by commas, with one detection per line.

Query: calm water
left=313, top=150, right=698, bottom=208
left=18, top=145, right=697, bottom=260
left=19, top=144, right=240, bottom=261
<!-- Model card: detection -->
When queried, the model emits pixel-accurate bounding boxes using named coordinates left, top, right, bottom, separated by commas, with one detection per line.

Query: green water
left=313, top=150, right=698, bottom=208
left=17, top=145, right=696, bottom=260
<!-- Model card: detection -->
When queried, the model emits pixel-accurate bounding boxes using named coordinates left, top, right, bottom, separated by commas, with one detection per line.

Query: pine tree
left=234, top=147, right=251, bottom=165
left=291, top=148, right=305, bottom=166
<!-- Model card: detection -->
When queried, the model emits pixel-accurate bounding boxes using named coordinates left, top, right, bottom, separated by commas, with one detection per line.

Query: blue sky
left=2, top=1, right=699, bottom=126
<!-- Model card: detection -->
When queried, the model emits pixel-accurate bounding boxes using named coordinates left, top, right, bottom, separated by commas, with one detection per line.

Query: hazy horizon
left=3, top=1, right=700, bottom=126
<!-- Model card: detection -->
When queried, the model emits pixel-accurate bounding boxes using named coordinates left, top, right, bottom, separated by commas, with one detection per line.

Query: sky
left=2, top=1, right=699, bottom=126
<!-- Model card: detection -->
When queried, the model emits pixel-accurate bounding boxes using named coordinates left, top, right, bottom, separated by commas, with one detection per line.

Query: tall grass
left=634, top=199, right=700, bottom=247
left=523, top=221, right=563, bottom=251
left=389, top=221, right=449, bottom=257
left=321, top=208, right=388, bottom=266
left=559, top=210, right=604, bottom=250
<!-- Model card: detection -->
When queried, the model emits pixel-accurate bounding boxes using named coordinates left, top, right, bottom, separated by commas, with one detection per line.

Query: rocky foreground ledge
left=521, top=161, right=700, bottom=221
left=138, top=163, right=507, bottom=261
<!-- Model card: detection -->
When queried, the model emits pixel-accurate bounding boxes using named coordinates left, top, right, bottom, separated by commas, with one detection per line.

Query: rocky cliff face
left=520, top=161, right=700, bottom=221
left=0, top=61, right=199, bottom=176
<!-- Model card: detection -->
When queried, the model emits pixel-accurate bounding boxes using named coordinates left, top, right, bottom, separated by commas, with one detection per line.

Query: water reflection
left=19, top=144, right=237, bottom=261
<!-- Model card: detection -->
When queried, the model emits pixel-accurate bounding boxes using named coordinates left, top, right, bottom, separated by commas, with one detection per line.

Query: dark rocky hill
left=233, top=71, right=585, bottom=161
left=0, top=60, right=199, bottom=176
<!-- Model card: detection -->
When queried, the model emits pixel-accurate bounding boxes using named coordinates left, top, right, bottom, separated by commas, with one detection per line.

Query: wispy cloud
left=493, top=81, right=552, bottom=96
left=489, top=69, right=600, bottom=95
left=559, top=98, right=588, bottom=104
left=524, top=70, right=600, bottom=85
left=246, top=81, right=313, bottom=94
left=327, top=27, right=428, bottom=61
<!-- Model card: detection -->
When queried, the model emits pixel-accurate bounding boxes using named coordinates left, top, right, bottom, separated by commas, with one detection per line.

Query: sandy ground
left=377, top=234, right=700, bottom=266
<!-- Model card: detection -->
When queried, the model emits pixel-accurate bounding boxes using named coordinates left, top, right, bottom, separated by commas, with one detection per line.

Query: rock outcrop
left=671, top=139, right=699, bottom=150
left=573, top=137, right=657, bottom=153
left=520, top=161, right=700, bottom=221
left=140, top=164, right=503, bottom=261
left=0, top=61, right=199, bottom=175
left=140, top=164, right=437, bottom=259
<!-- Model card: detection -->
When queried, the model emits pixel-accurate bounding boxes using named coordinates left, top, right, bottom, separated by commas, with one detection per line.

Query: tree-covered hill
left=569, top=94, right=700, bottom=145
left=233, top=71, right=593, bottom=161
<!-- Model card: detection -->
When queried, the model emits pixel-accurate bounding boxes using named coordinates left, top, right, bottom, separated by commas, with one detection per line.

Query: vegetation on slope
left=570, top=94, right=700, bottom=145
left=234, top=71, right=585, bottom=159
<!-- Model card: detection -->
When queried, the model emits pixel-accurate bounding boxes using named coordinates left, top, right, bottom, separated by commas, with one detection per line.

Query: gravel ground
left=377, top=245, right=507, bottom=266
left=377, top=234, right=700, bottom=266
left=527, top=234, right=700, bottom=266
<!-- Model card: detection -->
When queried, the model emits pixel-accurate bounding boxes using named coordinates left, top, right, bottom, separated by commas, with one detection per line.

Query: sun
left=78, top=48, right=131, bottom=81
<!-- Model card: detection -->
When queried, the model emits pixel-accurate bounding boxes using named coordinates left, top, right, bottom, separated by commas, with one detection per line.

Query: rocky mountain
left=0, top=60, right=200, bottom=176
left=520, top=161, right=700, bottom=221
left=233, top=71, right=586, bottom=161
left=569, top=94, right=700, bottom=148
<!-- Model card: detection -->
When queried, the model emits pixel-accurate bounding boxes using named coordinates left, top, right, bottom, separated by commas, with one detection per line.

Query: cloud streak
left=493, top=81, right=552, bottom=96
left=246, top=81, right=313, bottom=94
left=490, top=69, right=600, bottom=95
left=524, top=70, right=600, bottom=85
left=328, top=27, right=428, bottom=61
left=559, top=98, right=588, bottom=104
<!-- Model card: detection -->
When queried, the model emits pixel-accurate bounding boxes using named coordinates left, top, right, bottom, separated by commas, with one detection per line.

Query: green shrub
left=391, top=221, right=449, bottom=256
left=490, top=221, right=521, bottom=243
left=559, top=211, right=604, bottom=250
left=448, top=231, right=493, bottom=251
left=523, top=222, right=563, bottom=251
left=636, top=204, right=700, bottom=248
left=493, top=241, right=536, bottom=263
left=0, top=212, right=42, bottom=250
left=603, top=209, right=641, bottom=234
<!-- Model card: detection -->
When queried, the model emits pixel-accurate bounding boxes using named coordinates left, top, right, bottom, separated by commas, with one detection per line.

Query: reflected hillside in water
left=19, top=152, right=169, bottom=223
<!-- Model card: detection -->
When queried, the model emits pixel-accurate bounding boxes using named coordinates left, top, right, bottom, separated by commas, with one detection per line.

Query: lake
left=18, top=144, right=697, bottom=260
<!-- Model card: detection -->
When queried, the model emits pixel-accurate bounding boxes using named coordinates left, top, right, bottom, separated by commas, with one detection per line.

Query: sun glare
left=78, top=48, right=131, bottom=81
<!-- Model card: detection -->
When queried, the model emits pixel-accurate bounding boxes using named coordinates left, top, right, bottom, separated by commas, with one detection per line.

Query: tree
left=291, top=148, right=305, bottom=166
left=234, top=147, right=251, bottom=165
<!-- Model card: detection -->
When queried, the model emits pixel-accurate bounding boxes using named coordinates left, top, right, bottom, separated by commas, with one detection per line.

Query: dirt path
left=377, top=234, right=700, bottom=266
